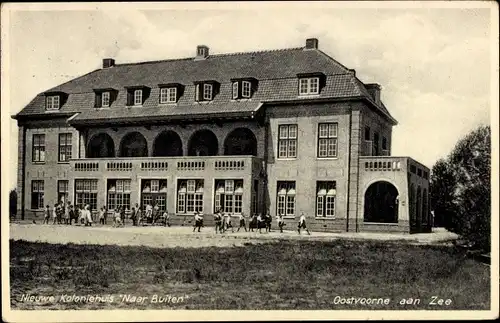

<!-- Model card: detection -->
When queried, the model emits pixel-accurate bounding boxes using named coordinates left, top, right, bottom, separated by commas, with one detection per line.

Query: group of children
left=42, top=202, right=93, bottom=226
left=192, top=210, right=311, bottom=235
left=40, top=202, right=310, bottom=235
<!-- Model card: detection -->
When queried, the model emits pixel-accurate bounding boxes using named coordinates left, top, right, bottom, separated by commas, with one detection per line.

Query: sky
left=1, top=2, right=496, bottom=191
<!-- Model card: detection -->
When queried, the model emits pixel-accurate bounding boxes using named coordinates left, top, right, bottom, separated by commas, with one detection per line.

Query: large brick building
left=12, top=38, right=431, bottom=233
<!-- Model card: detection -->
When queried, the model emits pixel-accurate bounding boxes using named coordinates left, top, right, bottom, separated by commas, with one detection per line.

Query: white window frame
left=298, top=77, right=320, bottom=95
left=203, top=84, right=213, bottom=101
left=316, top=181, right=336, bottom=217
left=232, top=82, right=239, bottom=99
left=318, top=123, right=338, bottom=158
left=277, top=181, right=296, bottom=217
left=46, top=96, right=60, bottom=110
left=242, top=81, right=251, bottom=98
left=177, top=179, right=204, bottom=214
left=134, top=89, right=143, bottom=106
left=160, top=87, right=177, bottom=104
left=278, top=124, right=298, bottom=159
left=31, top=180, right=45, bottom=209
left=32, top=134, right=46, bottom=162
left=101, top=92, right=110, bottom=107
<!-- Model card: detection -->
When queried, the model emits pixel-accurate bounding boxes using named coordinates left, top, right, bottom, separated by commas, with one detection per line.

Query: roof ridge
left=114, top=47, right=305, bottom=67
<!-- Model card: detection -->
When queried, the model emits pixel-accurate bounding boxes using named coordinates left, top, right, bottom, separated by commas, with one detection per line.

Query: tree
left=9, top=189, right=17, bottom=219
left=430, top=158, right=457, bottom=229
left=430, top=125, right=491, bottom=251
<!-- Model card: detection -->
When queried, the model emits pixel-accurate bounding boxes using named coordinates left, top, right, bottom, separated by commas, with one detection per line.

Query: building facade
left=13, top=38, right=431, bottom=233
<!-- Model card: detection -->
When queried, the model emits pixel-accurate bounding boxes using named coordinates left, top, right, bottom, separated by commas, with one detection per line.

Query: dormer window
left=160, top=87, right=177, bottom=104
left=297, top=72, right=325, bottom=96
left=194, top=81, right=219, bottom=102
left=125, top=86, right=150, bottom=106
left=46, top=96, right=60, bottom=110
left=231, top=78, right=257, bottom=99
left=101, top=92, right=110, bottom=107
left=158, top=83, right=184, bottom=104
left=94, top=88, right=117, bottom=108
left=134, top=90, right=142, bottom=105
left=44, top=91, right=67, bottom=111
left=203, top=84, right=213, bottom=100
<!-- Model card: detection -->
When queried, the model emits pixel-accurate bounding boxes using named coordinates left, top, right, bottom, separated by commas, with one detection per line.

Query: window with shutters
left=231, top=79, right=255, bottom=99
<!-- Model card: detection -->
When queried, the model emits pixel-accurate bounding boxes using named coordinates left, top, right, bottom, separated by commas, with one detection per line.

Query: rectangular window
left=232, top=82, right=239, bottom=99
left=160, top=87, right=177, bottom=103
left=214, top=179, right=243, bottom=214
left=75, top=179, right=98, bottom=211
left=101, top=92, right=110, bottom=107
left=373, top=132, right=380, bottom=156
left=316, top=181, right=336, bottom=217
left=298, top=77, right=320, bottom=95
left=382, top=137, right=388, bottom=150
left=278, top=124, right=298, bottom=158
left=32, top=134, right=46, bottom=162
left=57, top=180, right=69, bottom=204
left=107, top=179, right=131, bottom=211
left=134, top=89, right=143, bottom=105
left=318, top=123, right=338, bottom=158
left=46, top=96, right=60, bottom=110
left=177, top=179, right=204, bottom=214
left=276, top=181, right=296, bottom=216
left=242, top=81, right=251, bottom=98
left=58, top=133, right=72, bottom=162
left=141, top=179, right=167, bottom=212
left=364, top=126, right=371, bottom=141
left=203, top=84, right=213, bottom=100
left=31, top=180, right=44, bottom=209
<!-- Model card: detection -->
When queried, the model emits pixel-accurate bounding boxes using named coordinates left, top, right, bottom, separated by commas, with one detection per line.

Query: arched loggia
left=87, top=133, right=115, bottom=158
left=224, top=128, right=257, bottom=156
left=188, top=129, right=218, bottom=156
left=364, top=181, right=399, bottom=223
left=153, top=131, right=183, bottom=156
left=119, top=132, right=148, bottom=157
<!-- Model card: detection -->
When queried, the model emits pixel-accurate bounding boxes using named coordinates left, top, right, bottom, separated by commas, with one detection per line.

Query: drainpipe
left=346, top=106, right=352, bottom=232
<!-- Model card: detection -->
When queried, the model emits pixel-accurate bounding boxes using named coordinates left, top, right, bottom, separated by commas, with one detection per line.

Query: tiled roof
left=13, top=46, right=397, bottom=124
left=70, top=101, right=263, bottom=125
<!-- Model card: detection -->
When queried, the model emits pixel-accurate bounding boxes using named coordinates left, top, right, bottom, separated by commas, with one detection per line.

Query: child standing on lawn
left=193, top=211, right=203, bottom=232
left=298, top=212, right=310, bottom=235
left=43, top=205, right=50, bottom=224
left=237, top=212, right=247, bottom=232
left=277, top=213, right=286, bottom=233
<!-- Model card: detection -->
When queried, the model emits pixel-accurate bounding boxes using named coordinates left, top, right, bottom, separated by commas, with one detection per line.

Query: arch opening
left=364, top=181, right=399, bottom=223
left=224, top=128, right=257, bottom=156
left=153, top=131, right=183, bottom=157
left=87, top=133, right=115, bottom=158
left=188, top=129, right=218, bottom=156
left=119, top=132, right=148, bottom=157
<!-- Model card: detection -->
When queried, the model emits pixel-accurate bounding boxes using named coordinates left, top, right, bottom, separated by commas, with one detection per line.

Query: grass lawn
left=9, top=239, right=490, bottom=310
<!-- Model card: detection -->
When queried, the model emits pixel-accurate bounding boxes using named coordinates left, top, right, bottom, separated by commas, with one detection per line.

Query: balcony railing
left=360, top=156, right=407, bottom=172
left=70, top=156, right=262, bottom=175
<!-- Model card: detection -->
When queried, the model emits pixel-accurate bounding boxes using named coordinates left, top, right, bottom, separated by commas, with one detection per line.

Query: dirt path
left=9, top=224, right=459, bottom=249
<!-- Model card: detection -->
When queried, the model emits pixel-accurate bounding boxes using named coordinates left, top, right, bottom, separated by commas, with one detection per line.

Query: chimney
left=103, top=58, right=115, bottom=69
left=348, top=69, right=356, bottom=77
left=305, top=38, right=319, bottom=50
left=195, top=45, right=209, bottom=60
left=365, top=83, right=381, bottom=105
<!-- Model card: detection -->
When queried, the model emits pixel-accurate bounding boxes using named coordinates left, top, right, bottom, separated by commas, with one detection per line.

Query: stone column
left=347, top=110, right=362, bottom=232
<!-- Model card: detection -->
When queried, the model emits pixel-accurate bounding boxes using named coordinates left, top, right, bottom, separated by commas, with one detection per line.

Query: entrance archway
left=188, top=129, right=218, bottom=156
left=120, top=132, right=148, bottom=157
left=364, top=181, right=399, bottom=223
left=87, top=133, right=115, bottom=158
left=224, top=128, right=257, bottom=156
left=153, top=131, right=183, bottom=156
